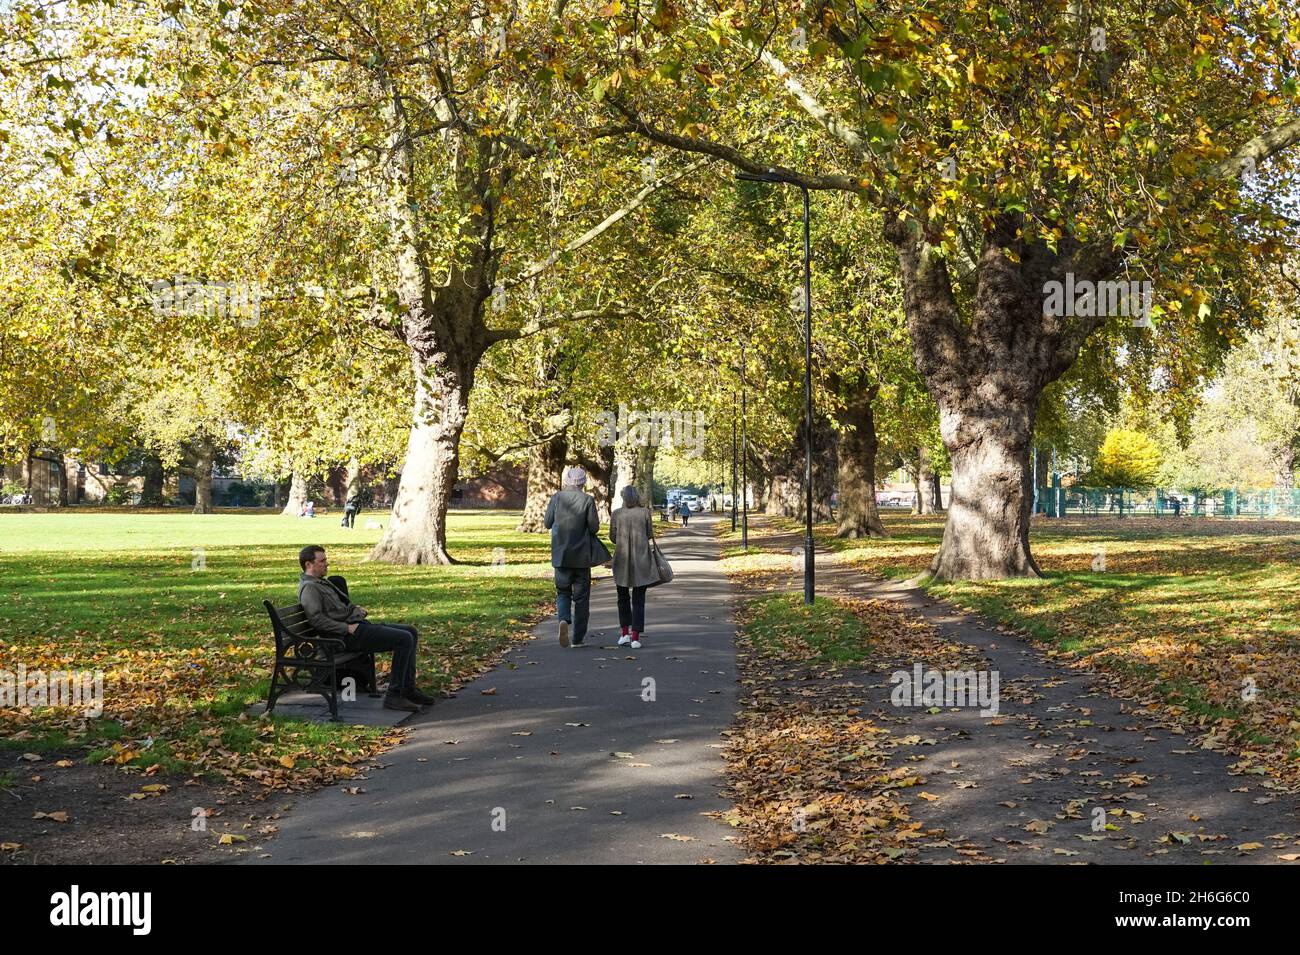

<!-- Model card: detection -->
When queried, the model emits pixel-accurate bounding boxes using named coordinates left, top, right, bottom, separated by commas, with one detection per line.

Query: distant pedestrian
left=609, top=486, right=657, bottom=649
left=544, top=466, right=610, bottom=649
left=678, top=500, right=691, bottom=527
left=1171, top=496, right=1182, bottom=517
left=341, top=494, right=359, bottom=528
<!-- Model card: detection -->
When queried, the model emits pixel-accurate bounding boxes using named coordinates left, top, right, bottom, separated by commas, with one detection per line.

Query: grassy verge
left=739, top=593, right=873, bottom=667
left=0, top=510, right=553, bottom=789
left=725, top=511, right=1300, bottom=785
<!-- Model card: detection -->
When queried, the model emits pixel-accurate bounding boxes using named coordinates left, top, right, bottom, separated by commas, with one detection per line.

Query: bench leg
left=266, top=662, right=288, bottom=714
left=364, top=653, right=381, bottom=697
left=322, top=663, right=341, bottom=722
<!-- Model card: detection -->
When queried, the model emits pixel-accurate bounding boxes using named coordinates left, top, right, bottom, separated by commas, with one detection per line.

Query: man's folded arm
left=299, top=587, right=351, bottom=638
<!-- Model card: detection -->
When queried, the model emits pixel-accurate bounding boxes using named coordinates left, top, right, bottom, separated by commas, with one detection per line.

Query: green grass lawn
left=0, top=510, right=554, bottom=787
left=739, top=593, right=873, bottom=667
left=719, top=512, right=1300, bottom=785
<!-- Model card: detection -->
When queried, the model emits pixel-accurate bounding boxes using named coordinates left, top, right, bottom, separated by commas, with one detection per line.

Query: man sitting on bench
left=297, top=545, right=435, bottom=713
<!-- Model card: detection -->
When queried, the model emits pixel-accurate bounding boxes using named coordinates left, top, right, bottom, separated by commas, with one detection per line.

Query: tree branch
left=608, top=97, right=864, bottom=194
left=505, top=156, right=712, bottom=289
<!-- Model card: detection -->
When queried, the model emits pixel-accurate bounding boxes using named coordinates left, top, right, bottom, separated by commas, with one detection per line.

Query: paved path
left=250, top=514, right=742, bottom=865
left=744, top=521, right=1300, bottom=864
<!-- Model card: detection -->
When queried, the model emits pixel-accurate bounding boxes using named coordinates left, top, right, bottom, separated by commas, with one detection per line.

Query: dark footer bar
left=0, top=863, right=1289, bottom=938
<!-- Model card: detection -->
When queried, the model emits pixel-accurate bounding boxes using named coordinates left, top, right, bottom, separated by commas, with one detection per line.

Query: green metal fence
left=1034, top=486, right=1300, bottom=519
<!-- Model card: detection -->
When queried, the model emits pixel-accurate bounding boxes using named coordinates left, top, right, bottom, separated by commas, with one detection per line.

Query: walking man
left=544, top=466, right=610, bottom=648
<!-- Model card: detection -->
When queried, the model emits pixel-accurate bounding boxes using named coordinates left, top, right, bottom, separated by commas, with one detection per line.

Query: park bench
left=263, top=575, right=379, bottom=722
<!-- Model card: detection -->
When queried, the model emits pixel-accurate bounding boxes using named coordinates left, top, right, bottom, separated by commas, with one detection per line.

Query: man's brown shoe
left=405, top=688, right=437, bottom=705
left=383, top=693, right=420, bottom=712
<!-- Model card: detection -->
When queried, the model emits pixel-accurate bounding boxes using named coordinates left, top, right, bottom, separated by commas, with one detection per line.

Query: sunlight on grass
left=0, top=510, right=556, bottom=786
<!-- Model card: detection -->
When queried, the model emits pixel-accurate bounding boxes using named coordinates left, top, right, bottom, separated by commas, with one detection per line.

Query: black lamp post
left=736, top=168, right=814, bottom=605
left=731, top=390, right=738, bottom=533
left=740, top=341, right=749, bottom=551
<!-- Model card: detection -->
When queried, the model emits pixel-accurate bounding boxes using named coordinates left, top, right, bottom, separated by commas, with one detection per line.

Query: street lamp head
left=735, top=168, right=788, bottom=184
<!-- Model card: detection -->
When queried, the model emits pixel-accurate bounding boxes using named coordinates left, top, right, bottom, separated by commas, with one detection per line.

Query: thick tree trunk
left=927, top=400, right=1040, bottom=580
left=191, top=440, right=215, bottom=514
left=140, top=453, right=164, bottom=505
left=765, top=470, right=800, bottom=516
left=1275, top=446, right=1295, bottom=491
left=887, top=215, right=1089, bottom=580
left=344, top=457, right=363, bottom=502
left=915, top=445, right=938, bottom=515
left=63, top=452, right=80, bottom=505
left=1033, top=446, right=1051, bottom=512
left=580, top=443, right=616, bottom=522
left=370, top=351, right=474, bottom=565
left=613, top=439, right=637, bottom=509
left=795, top=413, right=836, bottom=523
left=163, top=469, right=180, bottom=503
left=910, top=457, right=924, bottom=515
left=281, top=471, right=308, bottom=516
left=835, top=386, right=886, bottom=538
left=636, top=443, right=656, bottom=506
left=53, top=454, right=69, bottom=506
left=516, top=430, right=568, bottom=532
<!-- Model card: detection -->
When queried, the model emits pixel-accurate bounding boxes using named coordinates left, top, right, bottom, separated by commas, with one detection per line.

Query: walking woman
left=609, top=485, right=658, bottom=649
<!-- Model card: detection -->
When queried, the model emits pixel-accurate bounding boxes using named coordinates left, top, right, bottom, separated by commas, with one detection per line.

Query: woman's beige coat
left=609, top=504, right=658, bottom=588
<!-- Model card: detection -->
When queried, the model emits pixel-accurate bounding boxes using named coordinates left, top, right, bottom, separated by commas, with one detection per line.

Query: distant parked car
left=875, top=491, right=914, bottom=507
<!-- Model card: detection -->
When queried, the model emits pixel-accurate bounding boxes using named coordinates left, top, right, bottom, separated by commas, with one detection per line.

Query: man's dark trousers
left=348, top=621, right=417, bottom=692
left=554, top=567, right=592, bottom=643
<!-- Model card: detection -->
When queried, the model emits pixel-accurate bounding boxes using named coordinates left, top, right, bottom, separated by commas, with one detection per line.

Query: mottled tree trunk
left=140, top=453, right=164, bottom=505
left=191, top=439, right=215, bottom=514
left=928, top=401, right=1039, bottom=579
left=795, top=413, right=836, bottom=523
left=1275, top=446, right=1295, bottom=491
left=613, top=442, right=636, bottom=509
left=835, top=385, right=886, bottom=538
left=1033, top=446, right=1051, bottom=513
left=367, top=78, right=496, bottom=565
left=344, top=457, right=363, bottom=502
left=517, top=430, right=568, bottom=532
left=51, top=453, right=69, bottom=507
left=915, top=445, right=938, bottom=515
left=887, top=214, right=1110, bottom=580
left=281, top=471, right=307, bottom=516
left=371, top=349, right=475, bottom=564
left=765, top=464, right=801, bottom=517
left=580, top=443, right=616, bottom=522
left=636, top=443, right=656, bottom=506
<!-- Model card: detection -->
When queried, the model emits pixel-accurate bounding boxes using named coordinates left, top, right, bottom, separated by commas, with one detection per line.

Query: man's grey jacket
left=297, top=573, right=367, bottom=638
left=544, top=489, right=610, bottom=568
